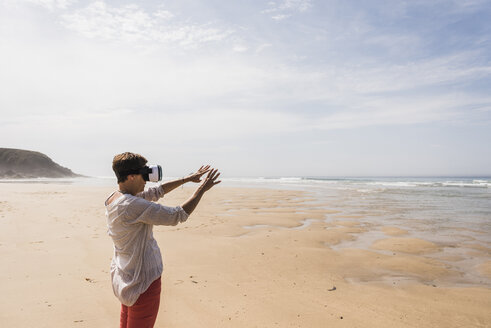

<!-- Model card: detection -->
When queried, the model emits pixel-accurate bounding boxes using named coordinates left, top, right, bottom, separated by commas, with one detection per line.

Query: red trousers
left=120, top=277, right=161, bottom=328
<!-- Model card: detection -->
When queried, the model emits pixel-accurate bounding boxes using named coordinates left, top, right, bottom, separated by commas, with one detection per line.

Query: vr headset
left=120, top=165, right=162, bottom=182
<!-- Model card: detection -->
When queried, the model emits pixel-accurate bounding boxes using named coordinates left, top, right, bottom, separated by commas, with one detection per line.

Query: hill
left=0, top=148, right=82, bottom=179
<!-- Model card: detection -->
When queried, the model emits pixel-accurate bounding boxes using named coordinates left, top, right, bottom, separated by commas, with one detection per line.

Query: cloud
left=279, top=0, right=312, bottom=12
left=154, top=9, right=173, bottom=20
left=22, top=0, right=75, bottom=10
left=60, top=1, right=233, bottom=46
left=3, top=89, right=486, bottom=153
left=233, top=44, right=248, bottom=52
left=272, top=14, right=290, bottom=21
left=255, top=43, right=272, bottom=53
left=313, top=96, right=461, bottom=130
left=2, top=20, right=489, bottom=134
left=1, top=0, right=490, bottom=176
left=262, top=0, right=311, bottom=20
left=304, top=52, right=491, bottom=99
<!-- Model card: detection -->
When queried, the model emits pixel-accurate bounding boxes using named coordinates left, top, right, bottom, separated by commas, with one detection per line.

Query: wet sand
left=0, top=183, right=490, bottom=327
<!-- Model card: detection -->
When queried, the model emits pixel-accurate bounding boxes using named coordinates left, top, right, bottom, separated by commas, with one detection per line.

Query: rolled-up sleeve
left=125, top=196, right=188, bottom=226
left=136, top=185, right=165, bottom=202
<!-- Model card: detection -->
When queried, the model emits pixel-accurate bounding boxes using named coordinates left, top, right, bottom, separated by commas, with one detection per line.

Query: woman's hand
left=200, top=168, right=221, bottom=192
left=186, top=165, right=211, bottom=183
left=181, top=168, right=221, bottom=215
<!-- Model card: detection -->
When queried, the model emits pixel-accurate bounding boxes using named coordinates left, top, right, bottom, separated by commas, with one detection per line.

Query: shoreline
left=0, top=183, right=490, bottom=327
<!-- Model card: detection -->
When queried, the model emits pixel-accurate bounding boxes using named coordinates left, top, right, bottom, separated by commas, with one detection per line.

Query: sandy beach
left=0, top=182, right=490, bottom=327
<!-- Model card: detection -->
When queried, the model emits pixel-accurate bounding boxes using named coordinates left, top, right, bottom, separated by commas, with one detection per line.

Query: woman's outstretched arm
left=182, top=168, right=221, bottom=215
left=161, top=165, right=211, bottom=194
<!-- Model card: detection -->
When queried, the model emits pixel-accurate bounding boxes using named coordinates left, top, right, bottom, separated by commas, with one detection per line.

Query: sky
left=1, top=0, right=490, bottom=177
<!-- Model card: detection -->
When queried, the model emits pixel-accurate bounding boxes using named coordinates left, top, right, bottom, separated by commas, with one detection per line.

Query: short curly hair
left=112, top=152, right=148, bottom=183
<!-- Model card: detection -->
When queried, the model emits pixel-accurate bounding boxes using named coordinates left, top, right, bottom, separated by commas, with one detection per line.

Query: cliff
left=0, top=148, right=82, bottom=179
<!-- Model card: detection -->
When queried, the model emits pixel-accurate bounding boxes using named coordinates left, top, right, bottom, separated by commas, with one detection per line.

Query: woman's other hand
left=187, top=165, right=211, bottom=183
left=200, top=169, right=221, bottom=192
left=181, top=168, right=221, bottom=216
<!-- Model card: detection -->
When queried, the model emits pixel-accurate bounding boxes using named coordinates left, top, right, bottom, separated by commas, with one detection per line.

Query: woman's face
left=126, top=174, right=146, bottom=195
left=135, top=174, right=146, bottom=193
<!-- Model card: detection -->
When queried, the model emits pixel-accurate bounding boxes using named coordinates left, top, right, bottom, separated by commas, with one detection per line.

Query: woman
left=105, top=152, right=220, bottom=328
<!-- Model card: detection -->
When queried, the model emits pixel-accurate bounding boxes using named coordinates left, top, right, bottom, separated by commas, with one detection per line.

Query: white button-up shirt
left=105, top=185, right=189, bottom=306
